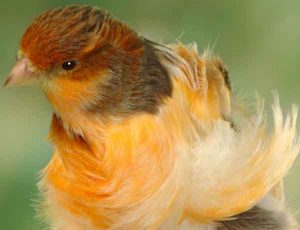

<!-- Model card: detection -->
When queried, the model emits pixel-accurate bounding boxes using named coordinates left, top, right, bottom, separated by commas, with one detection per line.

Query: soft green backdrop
left=0, top=0, right=299, bottom=229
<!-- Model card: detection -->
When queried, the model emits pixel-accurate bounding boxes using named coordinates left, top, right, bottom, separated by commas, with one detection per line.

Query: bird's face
left=4, top=6, right=148, bottom=116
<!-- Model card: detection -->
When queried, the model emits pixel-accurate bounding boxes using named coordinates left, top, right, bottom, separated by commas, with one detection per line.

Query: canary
left=4, top=5, right=299, bottom=230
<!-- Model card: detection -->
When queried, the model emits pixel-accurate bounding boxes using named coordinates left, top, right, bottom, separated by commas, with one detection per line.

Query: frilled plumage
left=5, top=5, right=299, bottom=230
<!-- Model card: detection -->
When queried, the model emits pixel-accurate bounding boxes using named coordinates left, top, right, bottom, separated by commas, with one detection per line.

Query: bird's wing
left=154, top=42, right=299, bottom=221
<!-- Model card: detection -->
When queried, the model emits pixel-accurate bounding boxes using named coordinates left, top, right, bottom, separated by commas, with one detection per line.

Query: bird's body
left=5, top=6, right=299, bottom=229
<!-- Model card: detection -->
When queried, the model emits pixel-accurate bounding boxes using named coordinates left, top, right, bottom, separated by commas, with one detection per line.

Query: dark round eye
left=62, top=60, right=77, bottom=71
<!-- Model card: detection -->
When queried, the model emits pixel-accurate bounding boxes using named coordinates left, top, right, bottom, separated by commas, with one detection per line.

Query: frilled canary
left=4, top=5, right=299, bottom=230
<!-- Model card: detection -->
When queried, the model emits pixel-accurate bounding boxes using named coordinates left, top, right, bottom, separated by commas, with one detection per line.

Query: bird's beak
left=3, top=58, right=36, bottom=87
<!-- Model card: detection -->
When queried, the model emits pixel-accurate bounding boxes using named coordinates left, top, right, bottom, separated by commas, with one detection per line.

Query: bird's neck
left=43, top=75, right=112, bottom=161
left=49, top=111, right=107, bottom=159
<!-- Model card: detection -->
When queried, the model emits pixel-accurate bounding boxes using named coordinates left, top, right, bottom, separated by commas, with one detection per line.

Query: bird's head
left=4, top=5, right=171, bottom=117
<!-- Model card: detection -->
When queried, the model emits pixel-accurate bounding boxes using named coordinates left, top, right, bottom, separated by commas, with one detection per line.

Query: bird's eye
left=62, top=60, right=77, bottom=71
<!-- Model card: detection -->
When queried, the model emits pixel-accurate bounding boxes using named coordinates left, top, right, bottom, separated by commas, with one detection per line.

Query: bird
left=4, top=5, right=299, bottom=230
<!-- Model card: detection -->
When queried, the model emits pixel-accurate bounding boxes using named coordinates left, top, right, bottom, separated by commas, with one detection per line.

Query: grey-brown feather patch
left=217, top=206, right=291, bottom=230
left=89, top=39, right=172, bottom=115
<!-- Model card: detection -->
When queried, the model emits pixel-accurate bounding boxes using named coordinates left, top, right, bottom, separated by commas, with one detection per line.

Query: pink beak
left=4, top=58, right=36, bottom=87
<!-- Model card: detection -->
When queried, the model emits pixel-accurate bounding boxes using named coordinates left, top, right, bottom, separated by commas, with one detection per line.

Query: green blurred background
left=0, top=0, right=299, bottom=229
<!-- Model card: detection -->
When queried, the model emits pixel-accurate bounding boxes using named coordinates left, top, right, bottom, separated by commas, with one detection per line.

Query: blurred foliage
left=0, top=0, right=300, bottom=229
